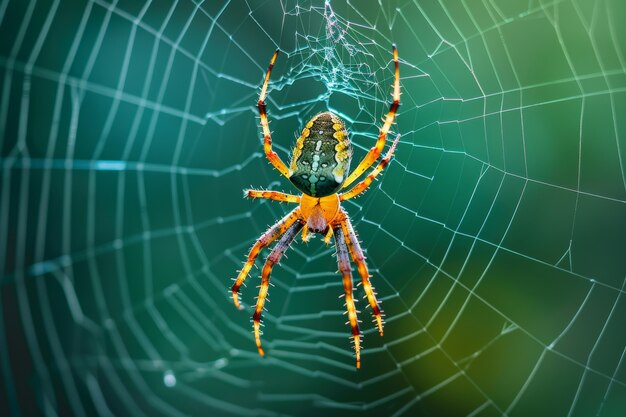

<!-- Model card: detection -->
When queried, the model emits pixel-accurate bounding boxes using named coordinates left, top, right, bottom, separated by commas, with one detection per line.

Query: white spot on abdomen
left=312, top=154, right=320, bottom=171
left=309, top=173, right=318, bottom=194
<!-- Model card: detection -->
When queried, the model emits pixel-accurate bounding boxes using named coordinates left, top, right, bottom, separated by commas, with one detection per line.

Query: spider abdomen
left=289, top=112, right=352, bottom=197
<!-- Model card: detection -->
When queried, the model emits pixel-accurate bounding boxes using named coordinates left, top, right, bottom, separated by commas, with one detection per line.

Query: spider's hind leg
left=231, top=208, right=300, bottom=309
left=333, top=225, right=362, bottom=368
left=340, top=209, right=384, bottom=336
left=253, top=220, right=304, bottom=356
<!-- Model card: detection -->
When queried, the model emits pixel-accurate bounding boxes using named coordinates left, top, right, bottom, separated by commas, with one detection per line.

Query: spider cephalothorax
left=231, top=46, right=400, bottom=368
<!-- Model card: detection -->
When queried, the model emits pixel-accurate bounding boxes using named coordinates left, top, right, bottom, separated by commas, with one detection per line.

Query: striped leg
left=231, top=208, right=301, bottom=309
left=258, top=49, right=291, bottom=178
left=253, top=220, right=304, bottom=356
left=245, top=189, right=300, bottom=204
left=333, top=226, right=362, bottom=368
left=340, top=134, right=400, bottom=201
left=339, top=209, right=384, bottom=335
left=343, top=45, right=400, bottom=188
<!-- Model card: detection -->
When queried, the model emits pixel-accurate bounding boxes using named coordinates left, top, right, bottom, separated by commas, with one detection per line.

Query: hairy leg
left=341, top=133, right=400, bottom=201
left=245, top=189, right=300, bottom=203
left=339, top=209, right=384, bottom=335
left=258, top=49, right=291, bottom=178
left=231, top=208, right=301, bottom=309
left=253, top=220, right=304, bottom=356
left=343, top=45, right=400, bottom=188
left=333, top=225, right=362, bottom=368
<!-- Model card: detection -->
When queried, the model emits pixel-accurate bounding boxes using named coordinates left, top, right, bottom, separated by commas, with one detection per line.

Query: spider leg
left=333, top=225, right=362, bottom=368
left=231, top=208, right=301, bottom=309
left=253, top=220, right=304, bottom=356
left=338, top=209, right=384, bottom=336
left=258, top=49, right=291, bottom=179
left=323, top=227, right=333, bottom=245
left=342, top=45, right=400, bottom=189
left=301, top=227, right=310, bottom=242
left=245, top=189, right=300, bottom=204
left=341, top=134, right=400, bottom=201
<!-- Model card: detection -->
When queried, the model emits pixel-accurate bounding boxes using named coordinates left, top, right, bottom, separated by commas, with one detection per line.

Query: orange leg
left=258, top=49, right=291, bottom=179
left=333, top=226, right=362, bottom=368
left=339, top=209, right=384, bottom=335
left=231, top=208, right=301, bottom=309
left=343, top=45, right=400, bottom=188
left=323, top=227, right=333, bottom=245
left=341, top=133, right=400, bottom=201
left=245, top=189, right=300, bottom=204
left=253, top=221, right=304, bottom=356
left=301, top=227, right=310, bottom=242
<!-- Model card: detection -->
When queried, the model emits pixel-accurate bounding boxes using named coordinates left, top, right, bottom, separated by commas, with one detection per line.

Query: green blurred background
left=1, top=0, right=625, bottom=416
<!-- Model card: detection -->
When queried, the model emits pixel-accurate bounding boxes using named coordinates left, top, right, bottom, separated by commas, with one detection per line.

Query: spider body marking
left=290, top=112, right=351, bottom=197
left=231, top=45, right=400, bottom=368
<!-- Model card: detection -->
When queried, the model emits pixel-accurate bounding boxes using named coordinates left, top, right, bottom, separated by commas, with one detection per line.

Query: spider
left=231, top=45, right=400, bottom=368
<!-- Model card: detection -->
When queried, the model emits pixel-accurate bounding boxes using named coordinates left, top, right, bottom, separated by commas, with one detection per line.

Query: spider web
left=1, top=0, right=626, bottom=416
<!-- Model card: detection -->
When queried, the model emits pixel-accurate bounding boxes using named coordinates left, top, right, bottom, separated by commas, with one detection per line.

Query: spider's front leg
left=342, top=45, right=400, bottom=188
left=258, top=49, right=291, bottom=179
left=340, top=134, right=401, bottom=202
left=253, top=220, right=304, bottom=356
left=333, top=226, right=362, bottom=368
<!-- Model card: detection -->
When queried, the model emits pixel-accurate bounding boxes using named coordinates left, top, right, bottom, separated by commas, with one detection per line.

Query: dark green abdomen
left=289, top=112, right=352, bottom=197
